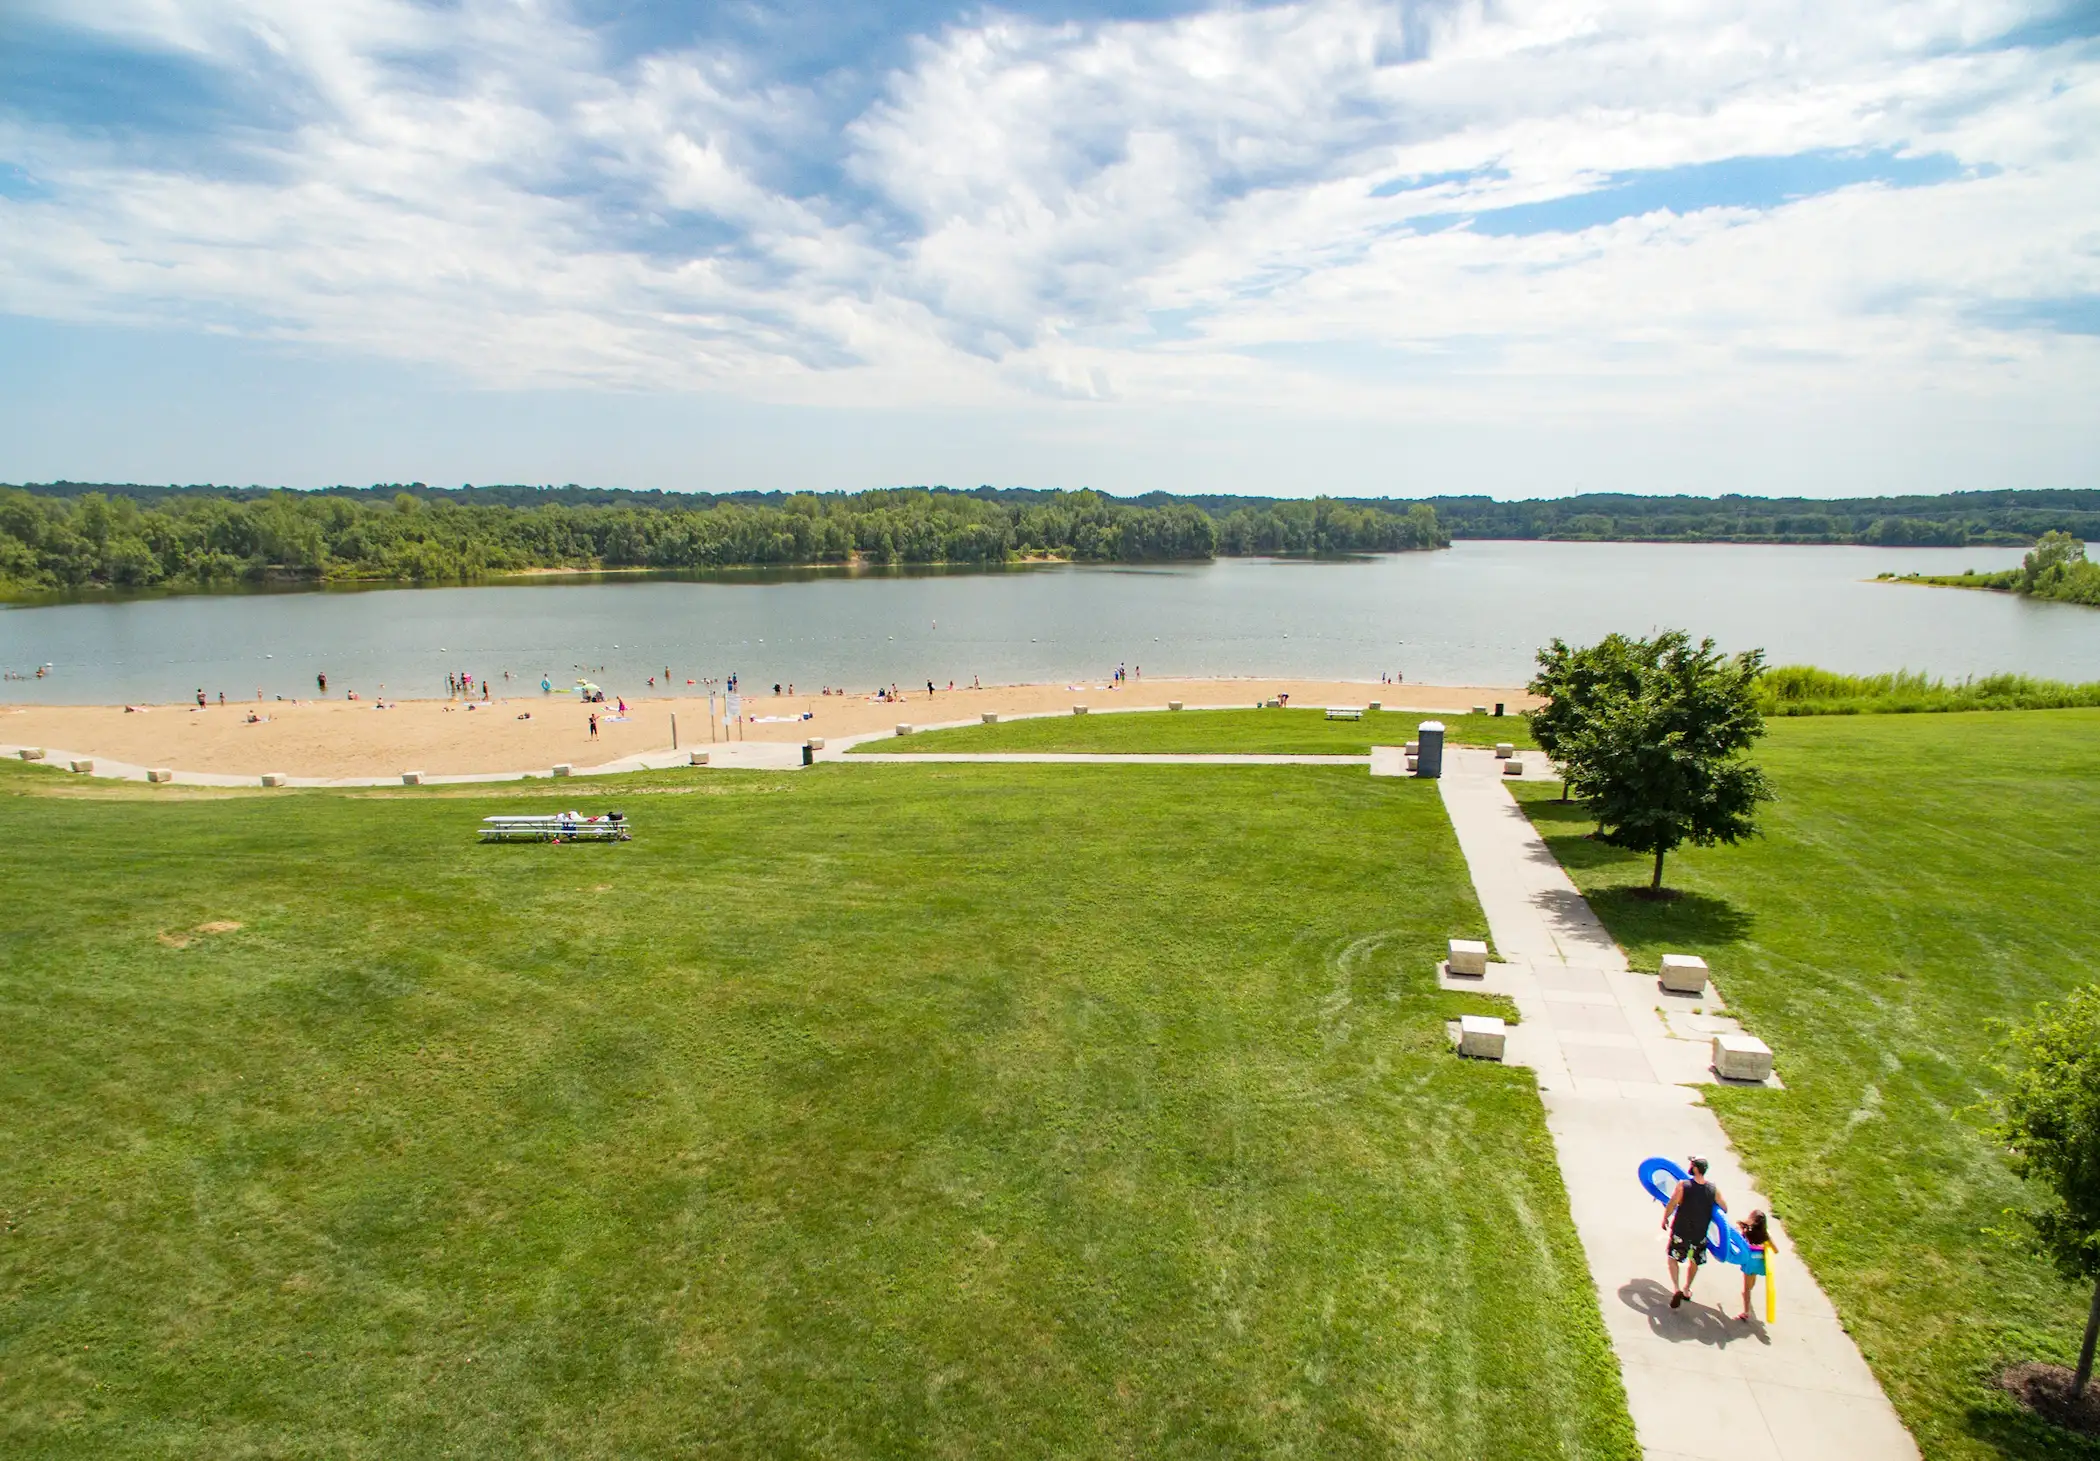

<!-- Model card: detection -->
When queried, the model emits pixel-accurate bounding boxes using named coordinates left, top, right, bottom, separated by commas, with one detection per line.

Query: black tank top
left=1673, top=1177, right=1716, bottom=1239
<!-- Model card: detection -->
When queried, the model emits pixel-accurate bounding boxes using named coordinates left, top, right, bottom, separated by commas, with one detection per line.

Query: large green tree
left=1997, top=984, right=2100, bottom=1396
left=1527, top=632, right=1650, bottom=801
left=1555, top=631, right=1774, bottom=892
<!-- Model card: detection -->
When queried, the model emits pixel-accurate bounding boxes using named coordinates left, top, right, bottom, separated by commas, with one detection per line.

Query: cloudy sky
left=3, top=0, right=2096, bottom=497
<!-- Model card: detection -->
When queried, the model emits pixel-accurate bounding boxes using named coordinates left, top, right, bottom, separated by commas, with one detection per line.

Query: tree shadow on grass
left=1589, top=886, right=1757, bottom=949
left=1959, top=1394, right=2100, bottom=1461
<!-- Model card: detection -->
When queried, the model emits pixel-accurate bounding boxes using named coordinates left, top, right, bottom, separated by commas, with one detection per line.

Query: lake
left=2, top=542, right=2093, bottom=705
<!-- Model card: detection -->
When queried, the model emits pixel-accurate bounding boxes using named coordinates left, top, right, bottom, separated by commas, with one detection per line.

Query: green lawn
left=1512, top=710, right=2100, bottom=1461
left=853, top=708, right=1536, bottom=756
left=0, top=760, right=1628, bottom=1459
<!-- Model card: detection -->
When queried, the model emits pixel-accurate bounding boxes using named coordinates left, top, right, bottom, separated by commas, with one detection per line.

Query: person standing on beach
left=1661, top=1156, right=1727, bottom=1308
left=588, top=712, right=600, bottom=740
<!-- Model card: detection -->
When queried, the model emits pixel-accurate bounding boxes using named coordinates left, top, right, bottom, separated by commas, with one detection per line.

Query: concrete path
left=1435, top=748, right=1917, bottom=1461
left=1, top=739, right=804, bottom=787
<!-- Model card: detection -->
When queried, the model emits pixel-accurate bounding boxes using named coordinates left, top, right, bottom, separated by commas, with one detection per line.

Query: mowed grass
left=854, top=707, right=1536, bottom=756
left=0, top=760, right=1630, bottom=1459
left=1511, top=710, right=2100, bottom=1461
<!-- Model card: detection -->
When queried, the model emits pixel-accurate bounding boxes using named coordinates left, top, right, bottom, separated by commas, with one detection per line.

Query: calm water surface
left=3, top=542, right=2094, bottom=705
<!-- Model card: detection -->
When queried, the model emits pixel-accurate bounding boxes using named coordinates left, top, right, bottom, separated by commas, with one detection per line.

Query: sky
left=2, top=0, right=2097, bottom=499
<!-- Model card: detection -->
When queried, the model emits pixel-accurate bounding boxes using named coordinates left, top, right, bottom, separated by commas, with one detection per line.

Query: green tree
left=2022, top=530, right=2088, bottom=587
left=1526, top=632, right=1650, bottom=801
left=1558, top=631, right=1773, bottom=892
left=1996, top=985, right=2100, bottom=1396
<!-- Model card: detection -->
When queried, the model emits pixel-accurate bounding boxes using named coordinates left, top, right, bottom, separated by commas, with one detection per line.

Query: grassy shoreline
left=852, top=707, right=1537, bottom=756
left=0, top=759, right=1630, bottom=1459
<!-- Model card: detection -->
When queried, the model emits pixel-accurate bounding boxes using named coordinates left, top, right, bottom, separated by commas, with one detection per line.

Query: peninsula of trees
left=2, top=479, right=2093, bottom=596
left=1893, top=530, right=2100, bottom=608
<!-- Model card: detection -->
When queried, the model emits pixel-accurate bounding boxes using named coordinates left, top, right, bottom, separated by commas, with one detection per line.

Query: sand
left=0, top=679, right=1536, bottom=779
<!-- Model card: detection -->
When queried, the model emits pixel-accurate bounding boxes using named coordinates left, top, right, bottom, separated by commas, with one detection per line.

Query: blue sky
left=3, top=0, right=2098, bottom=497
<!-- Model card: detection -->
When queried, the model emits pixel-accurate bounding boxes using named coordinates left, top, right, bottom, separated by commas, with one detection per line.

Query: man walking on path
left=1662, top=1155, right=1727, bottom=1308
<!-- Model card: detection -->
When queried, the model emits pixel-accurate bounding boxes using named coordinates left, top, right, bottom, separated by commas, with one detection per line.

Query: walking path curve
left=1436, top=747, right=1917, bottom=1461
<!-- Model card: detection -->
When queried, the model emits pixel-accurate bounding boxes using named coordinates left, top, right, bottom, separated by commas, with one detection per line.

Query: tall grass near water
left=1757, top=665, right=2100, bottom=716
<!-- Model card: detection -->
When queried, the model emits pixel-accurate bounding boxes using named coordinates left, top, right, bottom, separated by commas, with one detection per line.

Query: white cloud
left=1, top=0, right=2095, bottom=430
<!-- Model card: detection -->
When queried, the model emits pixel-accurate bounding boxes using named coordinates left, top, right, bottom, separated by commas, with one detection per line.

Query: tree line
left=1424, top=489, right=2100, bottom=546
left=0, top=486, right=1447, bottom=595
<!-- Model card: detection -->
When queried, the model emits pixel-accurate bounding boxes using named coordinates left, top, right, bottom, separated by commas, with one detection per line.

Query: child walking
left=1738, top=1210, right=1776, bottom=1322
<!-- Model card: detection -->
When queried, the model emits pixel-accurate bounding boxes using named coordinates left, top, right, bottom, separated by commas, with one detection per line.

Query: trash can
left=1494, top=702, right=1504, bottom=717
left=801, top=742, right=815, bottom=767
left=1415, top=721, right=1446, bottom=778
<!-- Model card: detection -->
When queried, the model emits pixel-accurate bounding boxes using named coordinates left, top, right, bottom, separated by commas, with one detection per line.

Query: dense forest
left=0, top=485, right=1445, bottom=595
left=3, top=479, right=2092, bottom=597
left=1414, top=489, right=2100, bottom=545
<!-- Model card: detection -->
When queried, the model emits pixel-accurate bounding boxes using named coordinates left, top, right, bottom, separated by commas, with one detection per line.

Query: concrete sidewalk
left=1436, top=748, right=1918, bottom=1461
left=1, top=739, right=805, bottom=787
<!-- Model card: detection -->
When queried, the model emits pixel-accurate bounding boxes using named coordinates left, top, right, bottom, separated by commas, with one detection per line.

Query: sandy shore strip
left=0, top=679, right=1535, bottom=780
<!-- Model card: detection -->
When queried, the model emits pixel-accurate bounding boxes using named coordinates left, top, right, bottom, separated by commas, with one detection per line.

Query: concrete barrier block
left=1263, top=698, right=1281, bottom=709
left=895, top=723, right=913, bottom=736
left=1072, top=704, right=1087, bottom=715
left=1459, top=1015, right=1507, bottom=1060
left=982, top=712, right=1000, bottom=724
left=1406, top=755, right=1418, bottom=771
left=1472, top=704, right=1488, bottom=715
left=1168, top=701, right=1183, bottom=711
left=260, top=772, right=288, bottom=787
left=1712, top=1033, right=1774, bottom=1081
left=1502, top=759, right=1524, bottom=777
left=806, top=737, right=825, bottom=751
left=552, top=763, right=573, bottom=777
left=1367, top=700, right=1382, bottom=711
left=688, top=750, right=709, bottom=765
left=147, top=768, right=173, bottom=784
left=1447, top=939, right=1489, bottom=977
left=401, top=771, right=424, bottom=785
left=1494, top=742, right=1515, bottom=758
left=69, top=757, right=95, bottom=774
left=1659, top=954, right=1710, bottom=994
left=1404, top=740, right=1419, bottom=754
left=19, top=747, right=45, bottom=761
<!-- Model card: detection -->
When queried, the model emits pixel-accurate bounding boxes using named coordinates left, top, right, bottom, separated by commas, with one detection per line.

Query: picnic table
left=480, top=811, right=630, bottom=843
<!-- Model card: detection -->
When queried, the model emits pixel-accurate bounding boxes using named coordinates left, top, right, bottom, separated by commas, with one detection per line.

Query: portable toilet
left=1416, top=720, right=1446, bottom=778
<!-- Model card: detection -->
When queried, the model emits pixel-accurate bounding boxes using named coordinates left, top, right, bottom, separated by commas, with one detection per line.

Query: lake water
left=2, top=542, right=2093, bottom=705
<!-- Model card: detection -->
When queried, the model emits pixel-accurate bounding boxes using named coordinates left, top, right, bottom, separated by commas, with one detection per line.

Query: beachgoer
left=927, top=680, right=935, bottom=697
left=218, top=691, right=225, bottom=706
left=774, top=683, right=782, bottom=696
left=1736, top=1210, right=1776, bottom=1322
left=482, top=682, right=490, bottom=701
left=317, top=672, right=327, bottom=693
left=617, top=697, right=627, bottom=715
left=541, top=676, right=551, bottom=693
left=589, top=712, right=600, bottom=740
left=1661, top=1155, right=1727, bottom=1308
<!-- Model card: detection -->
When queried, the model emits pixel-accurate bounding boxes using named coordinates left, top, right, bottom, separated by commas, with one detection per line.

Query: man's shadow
left=1619, top=1277, right=1772, bottom=1348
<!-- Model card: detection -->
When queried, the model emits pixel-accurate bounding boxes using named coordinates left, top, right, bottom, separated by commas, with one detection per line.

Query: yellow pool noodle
left=1765, top=1243, right=1777, bottom=1323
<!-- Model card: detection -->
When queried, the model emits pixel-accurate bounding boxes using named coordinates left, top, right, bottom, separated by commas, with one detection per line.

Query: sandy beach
left=0, top=679, right=1535, bottom=779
